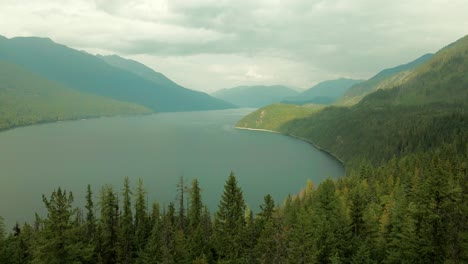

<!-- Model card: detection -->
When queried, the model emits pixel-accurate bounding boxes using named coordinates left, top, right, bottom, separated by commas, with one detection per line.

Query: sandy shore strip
left=235, top=126, right=345, bottom=165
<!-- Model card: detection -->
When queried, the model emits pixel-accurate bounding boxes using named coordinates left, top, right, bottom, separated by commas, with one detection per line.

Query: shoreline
left=0, top=108, right=250, bottom=134
left=0, top=112, right=154, bottom=134
left=236, top=126, right=346, bottom=166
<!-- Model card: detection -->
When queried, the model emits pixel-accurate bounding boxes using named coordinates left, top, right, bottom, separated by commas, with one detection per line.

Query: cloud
left=0, top=0, right=467, bottom=91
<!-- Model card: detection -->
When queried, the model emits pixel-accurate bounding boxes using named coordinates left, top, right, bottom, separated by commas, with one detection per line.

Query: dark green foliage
left=187, top=179, right=208, bottom=260
left=214, top=171, right=246, bottom=262
left=121, top=177, right=134, bottom=263
left=176, top=176, right=187, bottom=232
left=85, top=185, right=96, bottom=242
left=33, top=188, right=93, bottom=263
left=0, top=156, right=466, bottom=263
left=134, top=179, right=149, bottom=254
left=98, top=185, right=120, bottom=264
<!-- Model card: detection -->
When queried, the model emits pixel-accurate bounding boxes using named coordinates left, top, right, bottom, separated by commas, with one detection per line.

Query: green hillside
left=212, top=85, right=298, bottom=108
left=283, top=78, right=363, bottom=105
left=0, top=36, right=234, bottom=112
left=388, top=35, right=468, bottom=105
left=237, top=103, right=324, bottom=131
left=339, top=53, right=433, bottom=105
left=0, top=60, right=151, bottom=131
left=238, top=35, right=468, bottom=167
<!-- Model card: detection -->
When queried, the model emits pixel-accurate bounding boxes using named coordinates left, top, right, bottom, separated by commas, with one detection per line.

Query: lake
left=0, top=109, right=344, bottom=227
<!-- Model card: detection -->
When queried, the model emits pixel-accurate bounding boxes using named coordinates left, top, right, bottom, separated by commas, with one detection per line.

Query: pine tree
left=99, top=185, right=121, bottom=264
left=176, top=176, right=188, bottom=232
left=254, top=194, right=287, bottom=263
left=188, top=179, right=203, bottom=231
left=214, top=171, right=246, bottom=261
left=160, top=203, right=176, bottom=264
left=121, top=177, right=135, bottom=263
left=310, top=179, right=350, bottom=263
left=187, top=179, right=207, bottom=260
left=287, top=207, right=314, bottom=264
left=33, top=188, right=92, bottom=263
left=257, top=194, right=275, bottom=227
left=134, top=179, right=148, bottom=253
left=85, top=184, right=96, bottom=242
left=138, top=208, right=163, bottom=264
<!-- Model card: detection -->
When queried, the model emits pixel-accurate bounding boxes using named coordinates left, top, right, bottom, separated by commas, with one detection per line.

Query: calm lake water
left=0, top=109, right=344, bottom=227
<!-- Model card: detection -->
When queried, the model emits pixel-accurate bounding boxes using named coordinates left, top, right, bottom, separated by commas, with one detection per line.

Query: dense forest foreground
left=0, top=144, right=466, bottom=264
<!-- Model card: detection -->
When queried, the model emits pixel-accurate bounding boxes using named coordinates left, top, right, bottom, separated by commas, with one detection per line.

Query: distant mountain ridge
left=212, top=85, right=298, bottom=108
left=283, top=78, right=363, bottom=105
left=339, top=53, right=434, bottom=105
left=97, top=54, right=235, bottom=110
left=0, top=36, right=234, bottom=112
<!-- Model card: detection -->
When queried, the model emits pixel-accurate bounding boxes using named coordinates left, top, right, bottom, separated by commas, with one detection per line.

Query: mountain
left=338, top=53, right=434, bottom=105
left=237, top=35, right=467, bottom=167
left=0, top=36, right=234, bottom=112
left=283, top=78, right=363, bottom=105
left=212, top=85, right=299, bottom=108
left=97, top=55, right=178, bottom=87
left=97, top=54, right=234, bottom=109
left=378, top=35, right=468, bottom=105
left=0, top=60, right=151, bottom=131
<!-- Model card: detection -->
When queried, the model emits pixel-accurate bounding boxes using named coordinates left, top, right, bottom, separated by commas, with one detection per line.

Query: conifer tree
left=85, top=184, right=96, bottom=242
left=134, top=179, right=148, bottom=253
left=287, top=207, right=314, bottom=264
left=99, top=185, right=121, bottom=264
left=33, top=188, right=92, bottom=263
left=187, top=179, right=207, bottom=260
left=176, top=176, right=188, bottom=232
left=138, top=208, right=163, bottom=264
left=121, top=177, right=134, bottom=263
left=214, top=171, right=246, bottom=261
left=188, top=179, right=202, bottom=230
left=310, top=179, right=350, bottom=263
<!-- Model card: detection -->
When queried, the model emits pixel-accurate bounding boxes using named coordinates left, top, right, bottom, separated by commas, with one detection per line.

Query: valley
left=0, top=13, right=466, bottom=262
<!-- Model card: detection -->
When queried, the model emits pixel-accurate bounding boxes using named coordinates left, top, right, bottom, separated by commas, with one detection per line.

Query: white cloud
left=0, top=0, right=467, bottom=92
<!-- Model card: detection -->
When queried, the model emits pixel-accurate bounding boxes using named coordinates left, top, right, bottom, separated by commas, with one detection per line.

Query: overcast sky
left=1, top=0, right=467, bottom=93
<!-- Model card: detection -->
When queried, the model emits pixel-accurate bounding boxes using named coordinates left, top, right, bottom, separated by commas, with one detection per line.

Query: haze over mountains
left=338, top=53, right=434, bottom=105
left=0, top=35, right=234, bottom=114
left=283, top=78, right=363, bottom=105
left=212, top=85, right=299, bottom=108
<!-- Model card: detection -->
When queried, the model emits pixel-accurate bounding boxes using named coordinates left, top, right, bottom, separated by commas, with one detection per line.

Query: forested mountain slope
left=238, top=35, right=467, bottom=167
left=339, top=53, right=433, bottom=105
left=0, top=60, right=151, bottom=131
left=0, top=36, right=234, bottom=112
